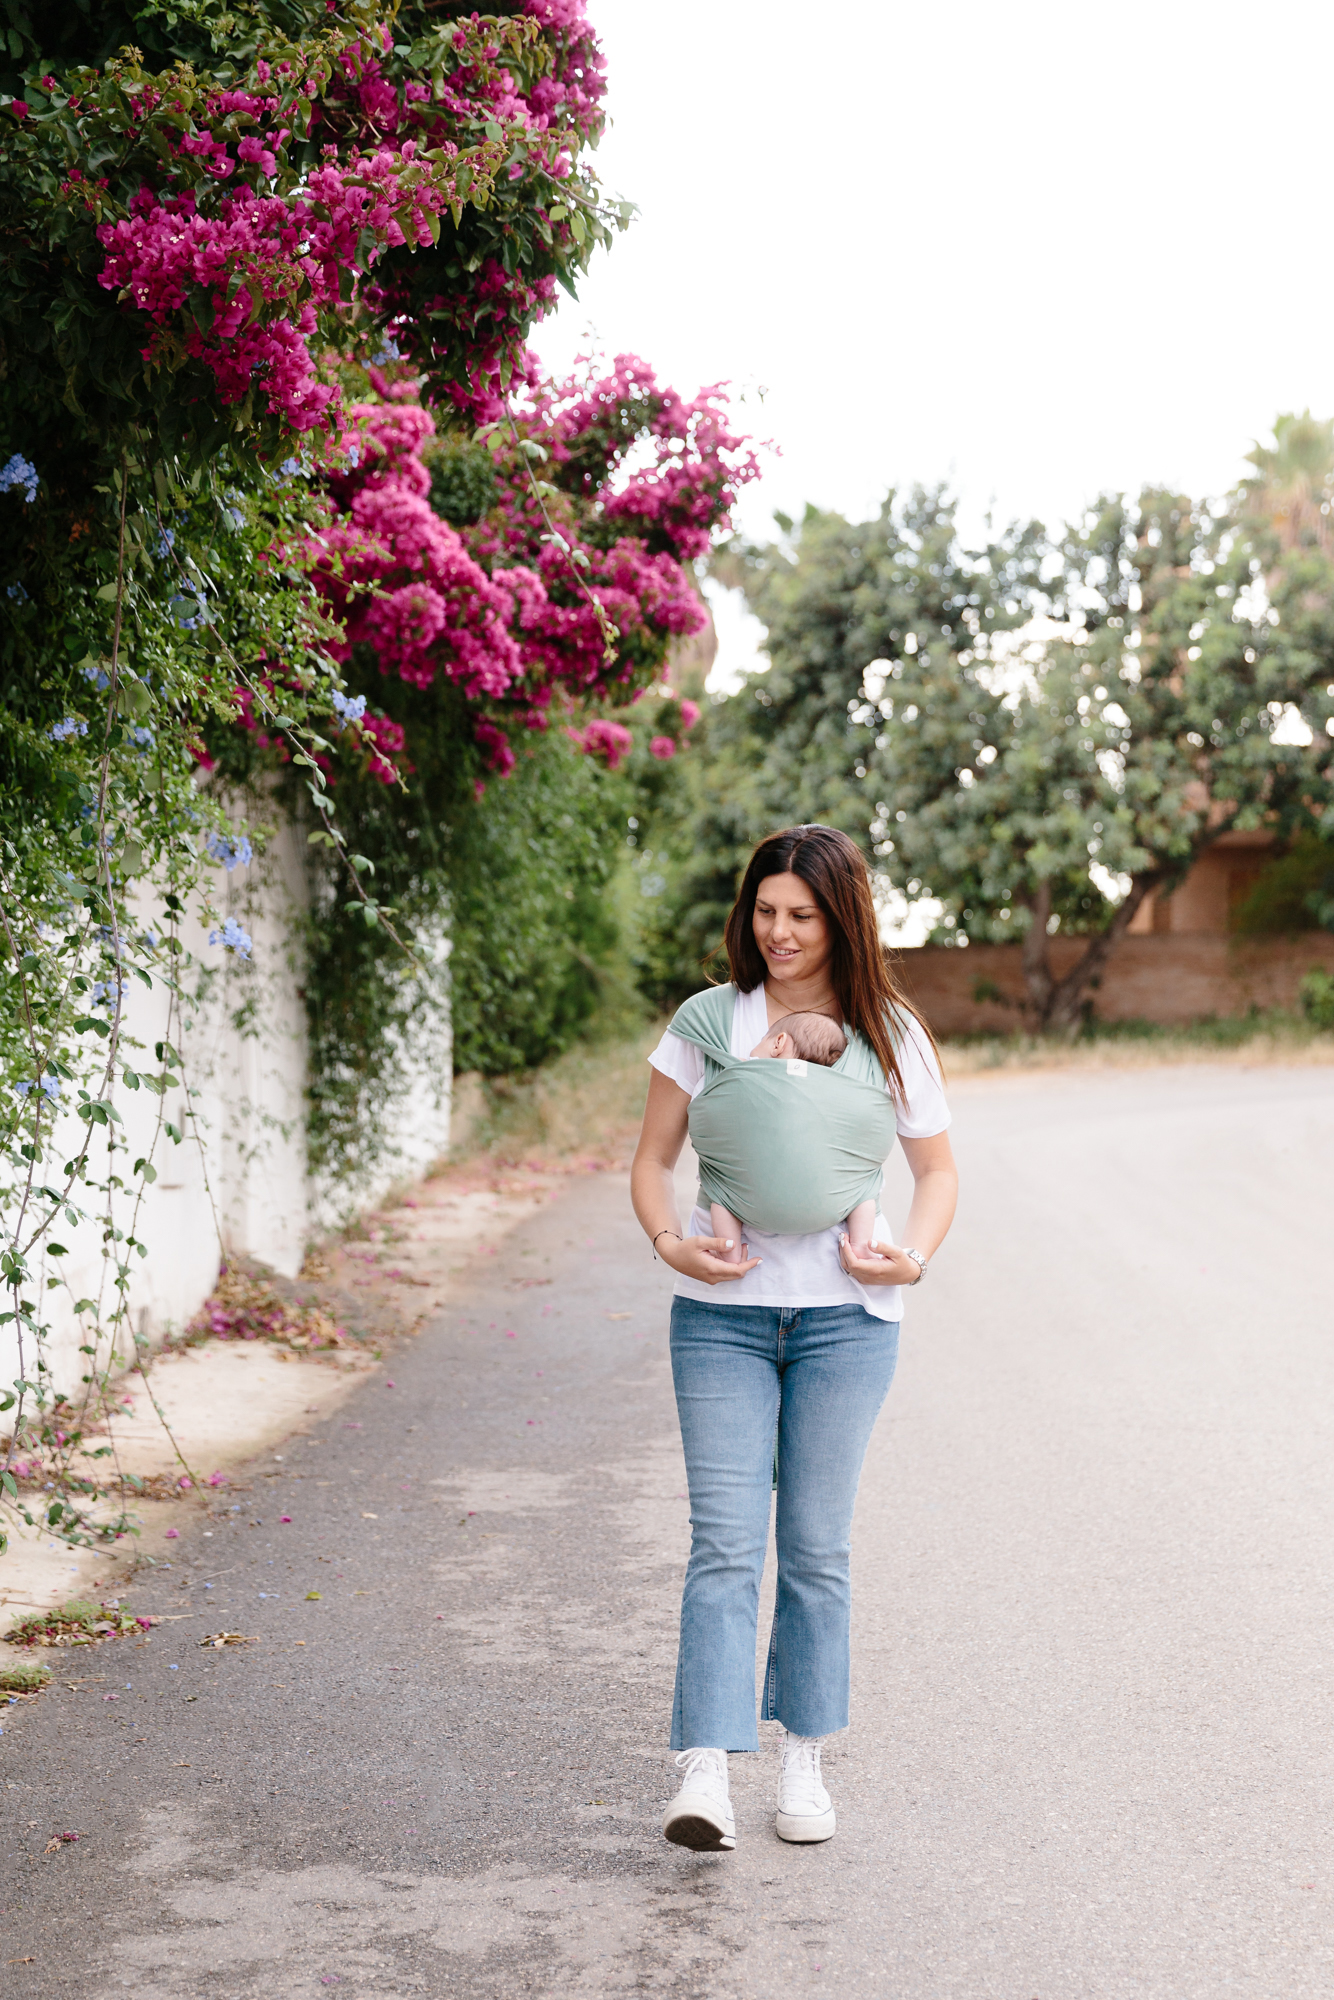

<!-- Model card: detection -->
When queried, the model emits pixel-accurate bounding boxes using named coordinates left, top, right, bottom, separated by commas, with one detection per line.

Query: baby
left=710, top=1011, right=879, bottom=1264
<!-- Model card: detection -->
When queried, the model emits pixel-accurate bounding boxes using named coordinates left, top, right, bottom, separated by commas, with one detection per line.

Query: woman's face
left=752, top=872, right=832, bottom=988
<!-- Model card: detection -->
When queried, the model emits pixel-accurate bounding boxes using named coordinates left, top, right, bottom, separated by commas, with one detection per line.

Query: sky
left=537, top=0, right=1334, bottom=688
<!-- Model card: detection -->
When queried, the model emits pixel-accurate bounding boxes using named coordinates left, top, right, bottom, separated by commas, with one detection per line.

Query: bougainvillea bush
left=0, top=0, right=755, bottom=1550
left=266, top=354, right=752, bottom=1173
left=0, top=0, right=611, bottom=1550
left=0, top=0, right=622, bottom=456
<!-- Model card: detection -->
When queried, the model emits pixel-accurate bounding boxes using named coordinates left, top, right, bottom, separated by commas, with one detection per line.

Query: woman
left=631, top=824, right=957, bottom=1851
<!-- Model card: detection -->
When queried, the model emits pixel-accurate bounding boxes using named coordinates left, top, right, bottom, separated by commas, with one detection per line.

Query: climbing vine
left=0, top=0, right=630, bottom=1556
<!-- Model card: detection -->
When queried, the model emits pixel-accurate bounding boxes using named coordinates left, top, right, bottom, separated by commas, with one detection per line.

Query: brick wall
left=892, top=933, right=1334, bottom=1037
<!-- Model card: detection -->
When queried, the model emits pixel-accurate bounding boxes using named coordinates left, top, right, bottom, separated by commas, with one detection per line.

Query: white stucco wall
left=1, top=812, right=451, bottom=1402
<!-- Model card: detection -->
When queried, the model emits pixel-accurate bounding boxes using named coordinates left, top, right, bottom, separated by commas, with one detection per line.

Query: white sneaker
left=662, top=1747, right=736, bottom=1851
left=775, top=1732, right=836, bottom=1843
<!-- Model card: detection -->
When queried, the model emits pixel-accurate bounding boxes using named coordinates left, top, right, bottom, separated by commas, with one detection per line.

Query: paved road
left=4, top=1063, right=1334, bottom=1998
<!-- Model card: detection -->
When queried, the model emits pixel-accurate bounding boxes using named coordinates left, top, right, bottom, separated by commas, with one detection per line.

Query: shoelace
left=675, top=1748, right=728, bottom=1802
left=779, top=1741, right=826, bottom=1810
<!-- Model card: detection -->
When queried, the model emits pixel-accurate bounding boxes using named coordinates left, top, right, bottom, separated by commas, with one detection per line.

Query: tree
left=884, top=481, right=1334, bottom=1029
left=658, top=439, right=1334, bottom=1034
left=635, top=490, right=1048, bottom=1003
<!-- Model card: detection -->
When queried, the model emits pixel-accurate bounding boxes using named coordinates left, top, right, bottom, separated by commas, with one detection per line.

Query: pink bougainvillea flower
left=280, top=1514, right=292, bottom=1523
left=648, top=735, right=676, bottom=759
left=567, top=718, right=633, bottom=769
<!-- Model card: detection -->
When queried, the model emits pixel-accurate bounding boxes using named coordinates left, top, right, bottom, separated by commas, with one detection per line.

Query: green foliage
left=1299, top=969, right=1334, bottom=1030
left=429, top=442, right=499, bottom=526
left=0, top=1653, right=51, bottom=1689
left=302, top=684, right=697, bottom=1191
left=1231, top=835, right=1334, bottom=935
left=625, top=696, right=764, bottom=1009
left=448, top=732, right=629, bottom=1075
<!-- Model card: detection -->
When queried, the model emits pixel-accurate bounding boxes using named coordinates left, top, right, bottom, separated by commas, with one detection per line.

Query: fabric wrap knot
left=668, top=985, right=898, bottom=1236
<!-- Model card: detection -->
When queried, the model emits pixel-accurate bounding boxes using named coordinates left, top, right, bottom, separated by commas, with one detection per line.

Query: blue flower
left=50, top=718, right=88, bottom=743
left=130, top=725, right=154, bottom=749
left=330, top=690, right=367, bottom=729
left=7, top=581, right=27, bottom=601
left=94, top=924, right=128, bottom=960
left=209, top=917, right=253, bottom=959
left=168, top=595, right=205, bottom=631
left=205, top=831, right=253, bottom=871
left=373, top=340, right=401, bottom=363
left=90, top=977, right=124, bottom=1010
left=82, top=664, right=111, bottom=692
left=141, top=927, right=159, bottom=950
left=0, top=454, right=38, bottom=504
left=156, top=528, right=175, bottom=559
left=15, top=1073, right=60, bottom=1103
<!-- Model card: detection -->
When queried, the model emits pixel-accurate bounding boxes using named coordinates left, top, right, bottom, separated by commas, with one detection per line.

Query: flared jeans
left=668, top=1297, right=900, bottom=1752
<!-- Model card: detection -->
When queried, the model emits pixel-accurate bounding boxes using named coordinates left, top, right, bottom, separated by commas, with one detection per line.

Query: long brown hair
left=720, top=824, right=940, bottom=1101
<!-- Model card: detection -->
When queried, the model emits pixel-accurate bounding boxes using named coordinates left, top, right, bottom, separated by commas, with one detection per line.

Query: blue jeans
left=669, top=1298, right=900, bottom=1752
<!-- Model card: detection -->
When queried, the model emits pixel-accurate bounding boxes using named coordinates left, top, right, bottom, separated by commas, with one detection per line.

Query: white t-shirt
left=649, top=983, right=950, bottom=1323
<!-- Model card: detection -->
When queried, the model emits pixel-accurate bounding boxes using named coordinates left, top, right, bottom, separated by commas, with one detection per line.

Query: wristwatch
left=902, top=1247, right=928, bottom=1284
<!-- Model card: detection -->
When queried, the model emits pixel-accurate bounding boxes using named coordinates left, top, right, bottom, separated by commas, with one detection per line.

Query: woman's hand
left=657, top=1232, right=763, bottom=1286
left=633, top=1072, right=762, bottom=1286
left=838, top=1236, right=922, bottom=1286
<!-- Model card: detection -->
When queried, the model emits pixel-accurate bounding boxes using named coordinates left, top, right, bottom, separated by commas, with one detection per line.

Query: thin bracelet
left=652, top=1228, right=682, bottom=1261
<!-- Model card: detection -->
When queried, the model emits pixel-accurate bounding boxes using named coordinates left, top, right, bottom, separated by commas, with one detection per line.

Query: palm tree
left=1240, top=410, right=1334, bottom=553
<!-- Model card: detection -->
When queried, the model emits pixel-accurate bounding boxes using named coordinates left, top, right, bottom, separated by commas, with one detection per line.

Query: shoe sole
left=663, top=1808, right=736, bottom=1852
left=775, top=1808, right=837, bottom=1844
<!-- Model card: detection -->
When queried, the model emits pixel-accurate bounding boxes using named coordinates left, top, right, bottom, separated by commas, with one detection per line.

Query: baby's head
left=749, top=1011, right=847, bottom=1068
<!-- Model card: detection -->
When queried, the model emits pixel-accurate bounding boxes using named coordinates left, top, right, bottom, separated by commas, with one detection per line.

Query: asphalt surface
left=3, top=1062, right=1334, bottom=1998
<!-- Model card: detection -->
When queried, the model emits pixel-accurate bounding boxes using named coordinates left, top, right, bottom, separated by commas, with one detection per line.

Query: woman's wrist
left=652, top=1227, right=683, bottom=1260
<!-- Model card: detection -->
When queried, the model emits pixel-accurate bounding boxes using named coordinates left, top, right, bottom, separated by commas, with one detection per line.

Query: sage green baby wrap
left=669, top=984, right=898, bottom=1236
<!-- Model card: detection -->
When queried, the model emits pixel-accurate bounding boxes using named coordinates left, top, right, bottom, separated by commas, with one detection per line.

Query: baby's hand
left=846, top=1236, right=884, bottom=1263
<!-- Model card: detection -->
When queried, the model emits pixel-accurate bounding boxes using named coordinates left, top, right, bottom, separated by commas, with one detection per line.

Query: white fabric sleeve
left=890, top=1013, right=951, bottom=1138
left=647, top=1026, right=707, bottom=1101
